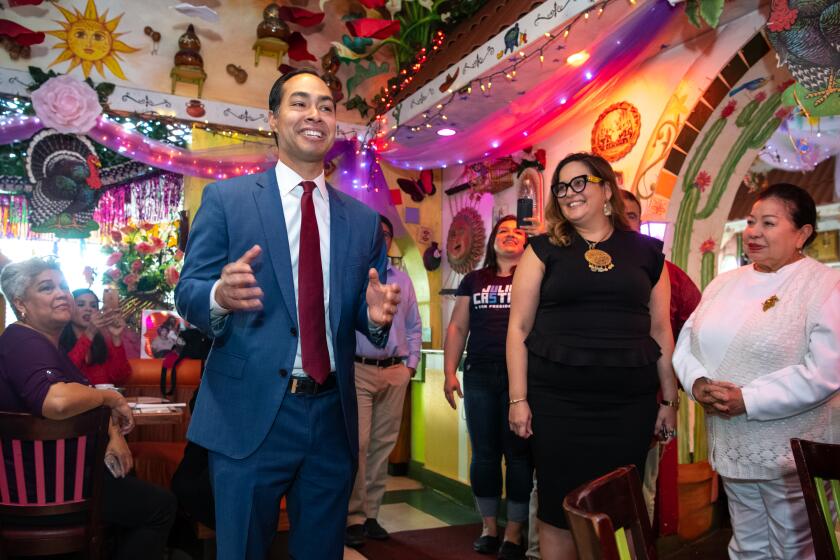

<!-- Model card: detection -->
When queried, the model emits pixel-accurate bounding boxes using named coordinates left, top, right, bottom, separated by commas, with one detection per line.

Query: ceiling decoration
left=372, top=0, right=679, bottom=169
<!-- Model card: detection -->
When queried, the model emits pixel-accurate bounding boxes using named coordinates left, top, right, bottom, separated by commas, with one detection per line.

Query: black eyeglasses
left=551, top=174, right=603, bottom=198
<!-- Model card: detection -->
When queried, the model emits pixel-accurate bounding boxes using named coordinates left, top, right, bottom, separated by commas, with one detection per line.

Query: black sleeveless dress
left=526, top=230, right=664, bottom=528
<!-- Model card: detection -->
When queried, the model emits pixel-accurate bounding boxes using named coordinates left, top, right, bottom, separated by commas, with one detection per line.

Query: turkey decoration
left=766, top=0, right=840, bottom=113
left=24, top=130, right=104, bottom=238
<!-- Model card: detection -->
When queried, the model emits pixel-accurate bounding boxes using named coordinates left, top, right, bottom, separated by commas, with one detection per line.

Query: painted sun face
left=68, top=20, right=112, bottom=61
left=46, top=0, right=138, bottom=80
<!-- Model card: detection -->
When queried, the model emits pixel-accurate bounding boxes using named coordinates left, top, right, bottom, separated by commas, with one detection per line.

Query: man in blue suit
left=175, top=69, right=401, bottom=559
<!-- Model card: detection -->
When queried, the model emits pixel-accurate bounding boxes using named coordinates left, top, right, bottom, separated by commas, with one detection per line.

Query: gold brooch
left=762, top=295, right=779, bottom=312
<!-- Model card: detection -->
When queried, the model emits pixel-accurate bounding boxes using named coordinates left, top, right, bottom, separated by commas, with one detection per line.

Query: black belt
left=354, top=356, right=404, bottom=368
left=287, top=374, right=337, bottom=395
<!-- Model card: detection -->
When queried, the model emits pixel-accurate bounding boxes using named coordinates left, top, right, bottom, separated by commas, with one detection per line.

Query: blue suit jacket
left=175, top=169, right=387, bottom=460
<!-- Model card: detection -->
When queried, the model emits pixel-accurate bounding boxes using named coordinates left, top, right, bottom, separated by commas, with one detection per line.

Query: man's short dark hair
left=268, top=68, right=328, bottom=113
left=379, top=214, right=394, bottom=237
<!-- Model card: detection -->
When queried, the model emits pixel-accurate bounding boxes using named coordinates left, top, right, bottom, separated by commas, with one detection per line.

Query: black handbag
left=159, top=328, right=211, bottom=397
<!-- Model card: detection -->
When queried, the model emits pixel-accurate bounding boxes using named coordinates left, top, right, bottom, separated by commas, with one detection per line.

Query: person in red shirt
left=59, top=289, right=132, bottom=386
left=620, top=189, right=701, bottom=536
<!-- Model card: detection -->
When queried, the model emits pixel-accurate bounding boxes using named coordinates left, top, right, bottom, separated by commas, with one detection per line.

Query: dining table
left=125, top=396, right=186, bottom=426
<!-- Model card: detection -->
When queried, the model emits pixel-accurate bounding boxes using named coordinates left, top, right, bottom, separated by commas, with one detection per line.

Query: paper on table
left=131, top=403, right=187, bottom=411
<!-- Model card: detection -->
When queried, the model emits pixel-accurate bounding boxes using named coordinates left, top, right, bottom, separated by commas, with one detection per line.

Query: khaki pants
left=347, top=361, right=411, bottom=526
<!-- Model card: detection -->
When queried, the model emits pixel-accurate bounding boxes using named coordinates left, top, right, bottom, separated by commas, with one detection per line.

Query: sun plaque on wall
left=46, top=0, right=139, bottom=80
left=591, top=101, right=642, bottom=162
left=447, top=207, right=486, bottom=275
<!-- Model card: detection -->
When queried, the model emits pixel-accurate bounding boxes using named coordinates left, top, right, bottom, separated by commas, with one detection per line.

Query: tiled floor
left=338, top=477, right=731, bottom=559
left=340, top=476, right=479, bottom=559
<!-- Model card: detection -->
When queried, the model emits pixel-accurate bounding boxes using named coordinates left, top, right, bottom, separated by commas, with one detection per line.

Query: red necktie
left=298, top=181, right=330, bottom=383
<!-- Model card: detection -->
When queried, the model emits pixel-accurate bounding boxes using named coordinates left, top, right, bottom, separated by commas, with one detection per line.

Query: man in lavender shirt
left=346, top=215, right=422, bottom=547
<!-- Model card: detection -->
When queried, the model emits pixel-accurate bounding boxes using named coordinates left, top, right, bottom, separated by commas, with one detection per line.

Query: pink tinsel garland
left=93, top=173, right=183, bottom=235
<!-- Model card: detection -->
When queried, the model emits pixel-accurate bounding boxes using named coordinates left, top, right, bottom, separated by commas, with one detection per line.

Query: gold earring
left=603, top=202, right=612, bottom=216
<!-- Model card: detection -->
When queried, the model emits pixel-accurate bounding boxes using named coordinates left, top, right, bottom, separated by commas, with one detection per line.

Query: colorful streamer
left=93, top=173, right=183, bottom=235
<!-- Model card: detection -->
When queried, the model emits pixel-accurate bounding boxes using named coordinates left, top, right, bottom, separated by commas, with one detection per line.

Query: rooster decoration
left=24, top=130, right=103, bottom=237
left=766, top=0, right=840, bottom=107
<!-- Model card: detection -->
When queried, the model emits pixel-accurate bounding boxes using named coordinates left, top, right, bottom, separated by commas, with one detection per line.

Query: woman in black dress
left=506, top=153, right=678, bottom=559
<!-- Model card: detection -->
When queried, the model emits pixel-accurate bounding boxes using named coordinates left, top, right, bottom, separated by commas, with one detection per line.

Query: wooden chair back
left=791, top=438, right=840, bottom=560
left=0, top=407, right=110, bottom=558
left=563, top=465, right=657, bottom=560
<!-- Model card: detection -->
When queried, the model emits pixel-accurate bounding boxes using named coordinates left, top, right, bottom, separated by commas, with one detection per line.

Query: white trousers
left=722, top=473, right=814, bottom=560
left=347, top=362, right=410, bottom=526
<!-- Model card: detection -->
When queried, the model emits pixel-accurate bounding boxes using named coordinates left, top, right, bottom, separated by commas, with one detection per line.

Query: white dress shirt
left=211, top=160, right=336, bottom=375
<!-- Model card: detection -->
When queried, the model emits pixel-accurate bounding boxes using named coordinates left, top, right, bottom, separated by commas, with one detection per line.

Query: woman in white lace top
left=673, top=183, right=840, bottom=560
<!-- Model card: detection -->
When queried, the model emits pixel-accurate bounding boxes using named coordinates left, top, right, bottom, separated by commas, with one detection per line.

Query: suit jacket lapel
left=254, top=170, right=296, bottom=327
left=328, top=184, right=348, bottom=341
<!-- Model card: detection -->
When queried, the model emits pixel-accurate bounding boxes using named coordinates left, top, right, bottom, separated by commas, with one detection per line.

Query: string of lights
left=365, top=0, right=624, bottom=154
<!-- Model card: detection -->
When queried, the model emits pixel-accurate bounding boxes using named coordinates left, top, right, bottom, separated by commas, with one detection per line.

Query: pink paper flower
left=110, top=229, right=122, bottom=243
left=105, top=268, right=122, bottom=280
left=174, top=249, right=184, bottom=262
left=30, top=75, right=102, bottom=134
left=131, top=259, right=143, bottom=272
left=164, top=266, right=180, bottom=286
left=136, top=242, right=155, bottom=255
left=151, top=236, right=165, bottom=250
left=140, top=222, right=154, bottom=231
left=106, top=251, right=123, bottom=266
left=694, top=171, right=712, bottom=192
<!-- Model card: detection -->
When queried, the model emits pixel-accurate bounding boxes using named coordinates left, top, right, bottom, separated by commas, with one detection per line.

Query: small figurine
left=170, top=24, right=207, bottom=97
left=144, top=26, right=161, bottom=55
left=226, top=64, right=248, bottom=84
left=253, top=2, right=290, bottom=66
left=320, top=47, right=343, bottom=102
left=1, top=36, right=31, bottom=60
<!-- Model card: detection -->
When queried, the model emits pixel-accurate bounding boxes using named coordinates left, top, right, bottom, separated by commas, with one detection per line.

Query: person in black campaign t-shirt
left=443, top=216, right=533, bottom=559
left=455, top=269, right=512, bottom=361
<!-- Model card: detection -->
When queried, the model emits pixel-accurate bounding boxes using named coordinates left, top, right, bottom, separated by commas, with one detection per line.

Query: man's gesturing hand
left=215, top=245, right=264, bottom=312
left=366, top=268, right=400, bottom=326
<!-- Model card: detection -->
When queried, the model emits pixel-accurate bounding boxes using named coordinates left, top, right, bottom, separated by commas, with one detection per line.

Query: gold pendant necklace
left=583, top=230, right=614, bottom=272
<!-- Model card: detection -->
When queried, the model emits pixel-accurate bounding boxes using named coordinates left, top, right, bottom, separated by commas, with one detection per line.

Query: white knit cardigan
left=688, top=258, right=840, bottom=479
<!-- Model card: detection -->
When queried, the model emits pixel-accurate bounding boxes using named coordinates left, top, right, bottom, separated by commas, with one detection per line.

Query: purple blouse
left=0, top=324, right=90, bottom=415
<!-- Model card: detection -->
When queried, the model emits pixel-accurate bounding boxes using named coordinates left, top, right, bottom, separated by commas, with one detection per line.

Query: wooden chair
left=0, top=407, right=110, bottom=558
left=791, top=438, right=840, bottom=559
left=563, top=465, right=657, bottom=560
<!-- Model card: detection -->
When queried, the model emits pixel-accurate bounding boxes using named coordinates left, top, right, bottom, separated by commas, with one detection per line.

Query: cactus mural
left=671, top=89, right=782, bottom=465
left=699, top=238, right=716, bottom=289
left=671, top=91, right=783, bottom=270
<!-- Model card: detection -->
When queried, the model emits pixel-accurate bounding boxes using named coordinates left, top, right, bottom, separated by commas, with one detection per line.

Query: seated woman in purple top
left=0, top=257, right=176, bottom=560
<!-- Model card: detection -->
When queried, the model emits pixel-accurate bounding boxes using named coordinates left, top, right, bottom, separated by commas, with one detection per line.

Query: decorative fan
left=446, top=206, right=485, bottom=274
left=455, top=157, right=518, bottom=195
left=396, top=169, right=436, bottom=202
